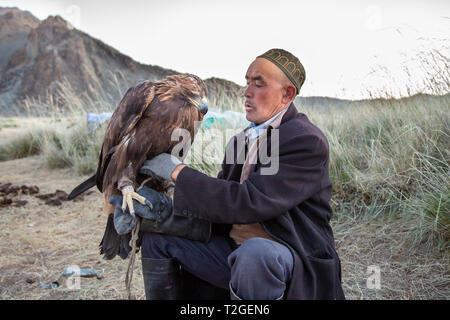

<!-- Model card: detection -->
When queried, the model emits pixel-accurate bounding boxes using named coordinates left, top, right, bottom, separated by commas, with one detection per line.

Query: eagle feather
left=68, top=74, right=208, bottom=260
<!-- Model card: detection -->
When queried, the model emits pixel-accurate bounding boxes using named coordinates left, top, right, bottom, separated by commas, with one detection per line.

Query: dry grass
left=0, top=156, right=146, bottom=300
left=0, top=117, right=448, bottom=300
left=0, top=156, right=447, bottom=300
left=333, top=217, right=449, bottom=299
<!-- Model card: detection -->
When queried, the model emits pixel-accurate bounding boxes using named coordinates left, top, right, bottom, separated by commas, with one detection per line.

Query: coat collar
left=280, top=102, right=298, bottom=125
left=226, top=103, right=298, bottom=179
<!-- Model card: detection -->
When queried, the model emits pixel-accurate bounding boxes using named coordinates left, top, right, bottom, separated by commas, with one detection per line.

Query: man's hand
left=140, top=153, right=185, bottom=182
left=170, top=164, right=186, bottom=182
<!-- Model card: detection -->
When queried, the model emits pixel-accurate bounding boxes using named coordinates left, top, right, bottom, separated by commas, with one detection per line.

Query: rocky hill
left=0, top=8, right=39, bottom=71
left=0, top=7, right=245, bottom=114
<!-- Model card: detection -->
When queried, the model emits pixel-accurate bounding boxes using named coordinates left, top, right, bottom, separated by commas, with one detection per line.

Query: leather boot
left=181, top=268, right=230, bottom=300
left=141, top=257, right=181, bottom=300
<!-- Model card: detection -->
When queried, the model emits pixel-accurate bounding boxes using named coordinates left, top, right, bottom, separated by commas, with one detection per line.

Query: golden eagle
left=68, top=74, right=208, bottom=259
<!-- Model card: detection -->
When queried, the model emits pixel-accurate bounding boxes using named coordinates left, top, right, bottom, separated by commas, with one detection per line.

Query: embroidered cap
left=257, top=48, right=306, bottom=95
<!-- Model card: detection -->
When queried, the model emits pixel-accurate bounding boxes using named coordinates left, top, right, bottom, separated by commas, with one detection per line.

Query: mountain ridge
left=0, top=8, right=246, bottom=113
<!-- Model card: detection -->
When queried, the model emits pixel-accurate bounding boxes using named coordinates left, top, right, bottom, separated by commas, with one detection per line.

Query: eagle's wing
left=69, top=74, right=207, bottom=261
left=95, top=81, right=155, bottom=192
left=101, top=94, right=201, bottom=196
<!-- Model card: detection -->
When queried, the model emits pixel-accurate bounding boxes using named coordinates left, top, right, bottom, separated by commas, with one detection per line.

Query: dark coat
left=173, top=103, right=345, bottom=300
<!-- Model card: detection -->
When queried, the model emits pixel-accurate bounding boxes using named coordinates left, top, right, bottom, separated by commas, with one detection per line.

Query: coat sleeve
left=173, top=134, right=328, bottom=224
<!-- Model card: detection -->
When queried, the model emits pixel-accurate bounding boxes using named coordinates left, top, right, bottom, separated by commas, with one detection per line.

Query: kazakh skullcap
left=257, top=48, right=306, bottom=95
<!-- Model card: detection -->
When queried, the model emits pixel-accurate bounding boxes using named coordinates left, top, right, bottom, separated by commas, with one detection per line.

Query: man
left=124, top=49, right=345, bottom=300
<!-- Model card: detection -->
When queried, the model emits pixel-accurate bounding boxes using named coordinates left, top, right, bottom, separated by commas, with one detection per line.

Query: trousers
left=141, top=232, right=294, bottom=300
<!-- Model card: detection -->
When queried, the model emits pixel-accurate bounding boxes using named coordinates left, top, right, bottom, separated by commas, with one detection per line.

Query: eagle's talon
left=120, top=185, right=144, bottom=216
left=121, top=195, right=128, bottom=212
left=134, top=194, right=148, bottom=206
left=145, top=200, right=153, bottom=210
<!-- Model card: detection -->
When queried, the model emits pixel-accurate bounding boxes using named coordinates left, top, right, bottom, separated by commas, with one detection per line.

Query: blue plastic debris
left=87, top=112, right=112, bottom=132
left=39, top=281, right=59, bottom=289
left=201, top=109, right=249, bottom=129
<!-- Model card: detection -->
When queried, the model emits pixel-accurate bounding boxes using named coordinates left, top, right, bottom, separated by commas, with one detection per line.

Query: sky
left=1, top=0, right=449, bottom=99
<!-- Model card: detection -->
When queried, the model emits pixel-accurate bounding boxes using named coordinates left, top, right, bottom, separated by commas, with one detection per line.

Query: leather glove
left=109, top=186, right=173, bottom=235
left=111, top=186, right=211, bottom=243
left=109, top=195, right=136, bottom=235
left=140, top=153, right=182, bottom=182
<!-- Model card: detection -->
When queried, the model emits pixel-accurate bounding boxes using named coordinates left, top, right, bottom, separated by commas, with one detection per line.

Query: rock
left=0, top=197, right=12, bottom=206
left=13, top=199, right=27, bottom=207
left=20, top=185, right=39, bottom=194
left=35, top=189, right=68, bottom=206
left=35, top=193, right=53, bottom=200
left=0, top=183, right=12, bottom=194
left=54, top=190, right=68, bottom=200
left=0, top=183, right=19, bottom=196
left=45, top=199, right=62, bottom=206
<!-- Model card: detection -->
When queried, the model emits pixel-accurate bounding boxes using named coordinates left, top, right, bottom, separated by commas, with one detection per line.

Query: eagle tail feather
left=68, top=174, right=96, bottom=200
left=100, top=214, right=120, bottom=260
left=99, top=213, right=133, bottom=260
left=118, top=233, right=132, bottom=259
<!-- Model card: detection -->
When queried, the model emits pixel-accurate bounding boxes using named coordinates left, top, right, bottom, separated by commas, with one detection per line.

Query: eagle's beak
left=198, top=98, right=208, bottom=115
left=189, top=97, right=208, bottom=115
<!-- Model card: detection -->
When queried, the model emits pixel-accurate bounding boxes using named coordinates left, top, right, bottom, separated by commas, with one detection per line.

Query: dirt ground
left=1, top=155, right=448, bottom=300
left=0, top=155, right=146, bottom=299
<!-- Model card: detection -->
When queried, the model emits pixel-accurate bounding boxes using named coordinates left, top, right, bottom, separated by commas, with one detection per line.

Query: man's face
left=244, top=58, right=289, bottom=124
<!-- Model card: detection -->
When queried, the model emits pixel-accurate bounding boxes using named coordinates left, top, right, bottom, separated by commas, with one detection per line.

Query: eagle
left=68, top=74, right=208, bottom=260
